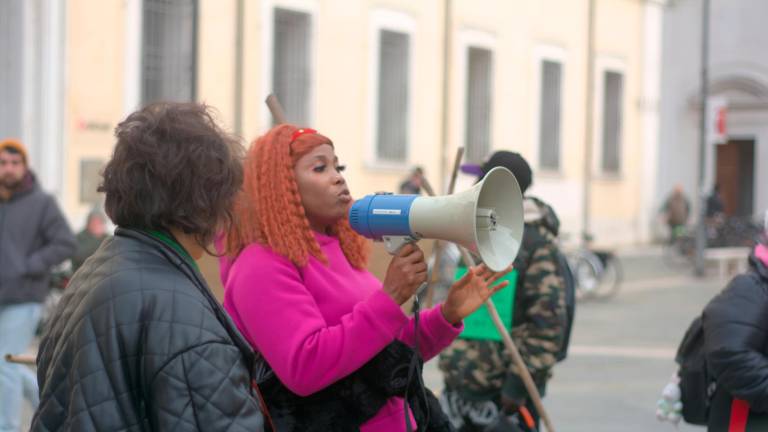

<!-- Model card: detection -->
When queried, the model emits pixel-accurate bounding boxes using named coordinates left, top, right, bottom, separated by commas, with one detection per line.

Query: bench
left=703, top=247, right=751, bottom=279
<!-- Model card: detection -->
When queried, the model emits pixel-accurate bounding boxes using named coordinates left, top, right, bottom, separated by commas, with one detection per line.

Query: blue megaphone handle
left=348, top=194, right=419, bottom=240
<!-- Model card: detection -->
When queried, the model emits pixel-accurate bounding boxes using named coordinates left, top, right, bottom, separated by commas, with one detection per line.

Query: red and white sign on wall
left=703, top=96, right=728, bottom=191
left=707, top=97, right=728, bottom=144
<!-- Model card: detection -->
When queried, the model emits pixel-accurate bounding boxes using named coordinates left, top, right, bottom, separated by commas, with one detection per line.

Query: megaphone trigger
left=382, top=235, right=419, bottom=255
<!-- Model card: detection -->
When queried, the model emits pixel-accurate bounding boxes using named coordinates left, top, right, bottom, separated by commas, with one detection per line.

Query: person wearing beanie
left=439, top=150, right=567, bottom=431
left=0, top=138, right=75, bottom=431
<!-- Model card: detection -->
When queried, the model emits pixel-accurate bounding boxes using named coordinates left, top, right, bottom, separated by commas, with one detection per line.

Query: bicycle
left=563, top=234, right=623, bottom=301
left=662, top=225, right=697, bottom=268
left=662, top=216, right=761, bottom=269
left=710, top=215, right=761, bottom=248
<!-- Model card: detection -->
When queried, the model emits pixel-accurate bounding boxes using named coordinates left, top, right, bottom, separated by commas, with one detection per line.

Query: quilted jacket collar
left=115, top=227, right=257, bottom=363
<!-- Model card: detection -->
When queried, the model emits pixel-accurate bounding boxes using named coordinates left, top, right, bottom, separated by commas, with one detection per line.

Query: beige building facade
left=2, top=0, right=665, bottom=248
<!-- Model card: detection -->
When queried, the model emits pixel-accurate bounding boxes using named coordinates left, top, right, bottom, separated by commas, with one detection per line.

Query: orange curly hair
left=227, top=124, right=369, bottom=269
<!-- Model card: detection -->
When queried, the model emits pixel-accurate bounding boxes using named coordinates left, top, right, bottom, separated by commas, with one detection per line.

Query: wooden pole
left=446, top=147, right=465, bottom=196
left=5, top=354, right=36, bottom=366
left=265, top=94, right=287, bottom=125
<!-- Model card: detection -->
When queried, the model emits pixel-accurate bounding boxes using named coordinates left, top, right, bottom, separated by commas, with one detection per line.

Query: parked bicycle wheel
left=591, top=251, right=622, bottom=300
left=662, top=232, right=696, bottom=269
left=571, top=250, right=622, bottom=300
left=570, top=251, right=602, bottom=300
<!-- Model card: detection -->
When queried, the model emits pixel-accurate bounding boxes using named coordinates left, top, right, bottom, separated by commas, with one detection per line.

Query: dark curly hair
left=99, top=102, right=243, bottom=248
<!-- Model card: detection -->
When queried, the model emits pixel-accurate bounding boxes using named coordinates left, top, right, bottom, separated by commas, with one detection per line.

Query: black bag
left=254, top=340, right=452, bottom=432
left=674, top=315, right=716, bottom=425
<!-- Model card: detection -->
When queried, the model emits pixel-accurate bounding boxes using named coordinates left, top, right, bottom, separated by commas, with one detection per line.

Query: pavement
left=422, top=245, right=726, bottom=431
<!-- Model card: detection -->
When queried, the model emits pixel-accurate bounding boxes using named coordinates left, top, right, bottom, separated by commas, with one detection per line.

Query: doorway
left=716, top=139, right=755, bottom=218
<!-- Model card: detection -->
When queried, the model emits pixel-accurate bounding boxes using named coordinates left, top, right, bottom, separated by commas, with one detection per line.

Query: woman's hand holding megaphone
left=382, top=243, right=428, bottom=305
left=440, top=264, right=513, bottom=326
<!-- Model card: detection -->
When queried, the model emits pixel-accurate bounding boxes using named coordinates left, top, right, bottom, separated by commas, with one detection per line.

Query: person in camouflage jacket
left=438, top=151, right=567, bottom=432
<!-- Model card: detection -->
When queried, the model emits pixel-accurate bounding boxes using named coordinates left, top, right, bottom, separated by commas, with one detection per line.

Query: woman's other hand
left=441, top=264, right=513, bottom=325
left=382, top=243, right=428, bottom=305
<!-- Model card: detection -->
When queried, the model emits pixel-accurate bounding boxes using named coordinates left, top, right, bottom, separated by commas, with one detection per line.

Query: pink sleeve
left=397, top=303, right=463, bottom=361
left=226, top=249, right=409, bottom=396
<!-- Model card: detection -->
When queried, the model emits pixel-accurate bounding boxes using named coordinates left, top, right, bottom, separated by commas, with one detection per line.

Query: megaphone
left=349, top=167, right=524, bottom=272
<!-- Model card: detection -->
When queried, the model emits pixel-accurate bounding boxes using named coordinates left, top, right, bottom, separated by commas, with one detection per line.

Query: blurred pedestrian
left=662, top=184, right=691, bottom=244
left=399, top=166, right=424, bottom=194
left=32, top=103, right=266, bottom=431
left=0, top=138, right=75, bottom=432
left=71, top=208, right=110, bottom=273
left=706, top=184, right=725, bottom=219
left=438, top=151, right=567, bottom=432
left=702, top=209, right=768, bottom=430
left=704, top=185, right=727, bottom=246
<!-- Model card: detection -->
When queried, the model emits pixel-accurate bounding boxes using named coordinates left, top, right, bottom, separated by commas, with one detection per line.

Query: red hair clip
left=290, top=128, right=317, bottom=142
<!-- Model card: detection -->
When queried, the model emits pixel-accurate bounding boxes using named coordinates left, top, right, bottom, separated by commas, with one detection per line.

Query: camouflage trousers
left=438, top=339, right=546, bottom=431
left=439, top=339, right=509, bottom=399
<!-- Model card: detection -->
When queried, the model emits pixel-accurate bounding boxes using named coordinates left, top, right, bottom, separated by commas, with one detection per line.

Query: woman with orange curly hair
left=221, top=124, right=508, bottom=432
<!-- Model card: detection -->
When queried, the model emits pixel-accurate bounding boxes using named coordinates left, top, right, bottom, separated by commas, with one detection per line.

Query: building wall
left=64, top=0, right=127, bottom=229
left=589, top=0, right=646, bottom=245
left=446, top=0, right=590, bottom=239
left=197, top=0, right=238, bottom=129
left=525, top=0, right=590, bottom=242
left=445, top=0, right=650, bottom=246
left=659, top=0, right=768, bottom=226
left=56, top=0, right=652, bottom=249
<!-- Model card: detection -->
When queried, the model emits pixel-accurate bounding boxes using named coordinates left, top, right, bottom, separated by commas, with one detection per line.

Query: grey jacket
left=0, top=172, right=75, bottom=305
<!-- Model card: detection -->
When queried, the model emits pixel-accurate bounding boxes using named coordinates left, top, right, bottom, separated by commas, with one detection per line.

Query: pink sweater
left=221, top=232, right=462, bottom=431
left=757, top=243, right=768, bottom=267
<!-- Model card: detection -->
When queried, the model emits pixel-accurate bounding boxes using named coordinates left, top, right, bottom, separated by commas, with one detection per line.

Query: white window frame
left=593, top=56, right=627, bottom=177
left=365, top=9, right=416, bottom=170
left=124, top=0, right=142, bottom=116
left=261, top=0, right=318, bottom=128
left=456, top=29, right=496, bottom=164
left=532, top=45, right=566, bottom=174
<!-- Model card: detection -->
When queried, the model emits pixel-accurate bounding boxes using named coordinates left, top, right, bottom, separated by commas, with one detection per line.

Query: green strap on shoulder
left=147, top=230, right=200, bottom=272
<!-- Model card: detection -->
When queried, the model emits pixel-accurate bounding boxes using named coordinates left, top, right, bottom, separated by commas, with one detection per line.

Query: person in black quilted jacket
left=31, top=103, right=267, bottom=431
left=703, top=215, right=768, bottom=431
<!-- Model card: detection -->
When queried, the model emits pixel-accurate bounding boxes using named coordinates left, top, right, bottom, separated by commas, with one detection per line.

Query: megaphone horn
left=349, top=167, right=524, bottom=272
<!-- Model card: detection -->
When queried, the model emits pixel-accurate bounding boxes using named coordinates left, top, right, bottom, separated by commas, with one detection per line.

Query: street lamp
left=694, top=0, right=711, bottom=276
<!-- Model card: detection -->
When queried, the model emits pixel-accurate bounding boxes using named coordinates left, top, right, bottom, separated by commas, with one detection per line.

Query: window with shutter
left=375, top=30, right=410, bottom=162
left=465, top=47, right=493, bottom=164
left=141, top=0, right=198, bottom=105
left=273, top=8, right=312, bottom=126
left=601, top=71, right=624, bottom=173
left=539, top=60, right=562, bottom=171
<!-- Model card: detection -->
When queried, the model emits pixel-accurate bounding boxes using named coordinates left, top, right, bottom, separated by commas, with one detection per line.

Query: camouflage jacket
left=439, top=196, right=567, bottom=402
